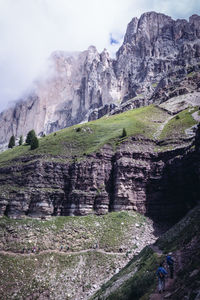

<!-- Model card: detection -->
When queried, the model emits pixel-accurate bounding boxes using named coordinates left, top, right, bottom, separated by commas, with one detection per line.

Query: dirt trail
left=149, top=278, right=175, bottom=300
left=185, top=110, right=199, bottom=136
left=149, top=249, right=183, bottom=300
left=153, top=115, right=174, bottom=140
left=154, top=107, right=200, bottom=140
left=192, top=111, right=200, bottom=122
left=0, top=248, right=125, bottom=257
left=148, top=244, right=169, bottom=300
left=149, top=244, right=163, bottom=256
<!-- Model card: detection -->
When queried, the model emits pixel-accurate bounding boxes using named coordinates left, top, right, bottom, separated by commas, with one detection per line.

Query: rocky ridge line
left=0, top=12, right=200, bottom=149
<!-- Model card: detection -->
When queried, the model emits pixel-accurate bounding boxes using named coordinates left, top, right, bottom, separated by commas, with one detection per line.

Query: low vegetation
left=0, top=211, right=156, bottom=300
left=0, top=104, right=198, bottom=166
left=0, top=211, right=148, bottom=253
left=186, top=71, right=196, bottom=78
left=8, top=135, right=15, bottom=149
left=91, top=247, right=160, bottom=300
left=0, top=105, right=170, bottom=165
left=90, top=204, right=200, bottom=300
left=159, top=107, right=198, bottom=139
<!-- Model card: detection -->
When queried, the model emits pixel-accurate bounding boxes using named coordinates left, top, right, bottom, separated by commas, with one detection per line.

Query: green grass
left=90, top=204, right=200, bottom=300
left=0, top=250, right=124, bottom=300
left=0, top=211, right=147, bottom=253
left=159, top=107, right=198, bottom=139
left=0, top=104, right=197, bottom=166
left=0, top=211, right=150, bottom=299
left=156, top=205, right=200, bottom=253
left=90, top=247, right=161, bottom=300
left=0, top=254, right=47, bottom=300
left=187, top=71, right=196, bottom=78
left=0, top=105, right=169, bottom=166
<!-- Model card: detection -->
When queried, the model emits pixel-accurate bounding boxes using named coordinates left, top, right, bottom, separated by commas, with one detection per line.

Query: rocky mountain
left=0, top=12, right=200, bottom=149
left=0, top=94, right=199, bottom=221
left=0, top=11, right=200, bottom=300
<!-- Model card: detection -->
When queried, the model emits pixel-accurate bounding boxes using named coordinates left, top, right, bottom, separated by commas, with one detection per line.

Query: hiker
left=60, top=245, right=63, bottom=251
left=166, top=253, right=174, bottom=279
left=94, top=242, right=98, bottom=249
left=156, top=263, right=167, bottom=293
left=32, top=246, right=36, bottom=254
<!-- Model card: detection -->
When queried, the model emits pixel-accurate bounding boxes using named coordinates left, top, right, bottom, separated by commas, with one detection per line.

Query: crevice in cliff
left=62, top=162, right=75, bottom=216
left=4, top=204, right=10, bottom=217
left=145, top=146, right=199, bottom=224
left=107, top=154, right=117, bottom=212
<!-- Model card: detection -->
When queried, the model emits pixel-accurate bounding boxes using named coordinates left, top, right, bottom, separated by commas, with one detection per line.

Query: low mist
left=0, top=0, right=199, bottom=112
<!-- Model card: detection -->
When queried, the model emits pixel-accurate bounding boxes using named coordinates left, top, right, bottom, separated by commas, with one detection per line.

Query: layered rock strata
left=0, top=12, right=200, bottom=148
left=0, top=133, right=199, bottom=223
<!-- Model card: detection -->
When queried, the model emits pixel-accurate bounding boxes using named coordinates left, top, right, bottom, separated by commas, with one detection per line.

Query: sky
left=0, top=0, right=199, bottom=112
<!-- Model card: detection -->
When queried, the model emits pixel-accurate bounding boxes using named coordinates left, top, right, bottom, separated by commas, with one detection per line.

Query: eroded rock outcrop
left=0, top=134, right=199, bottom=223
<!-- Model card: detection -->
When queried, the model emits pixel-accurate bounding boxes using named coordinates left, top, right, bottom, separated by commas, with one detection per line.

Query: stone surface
left=0, top=130, right=199, bottom=223
left=158, top=92, right=200, bottom=115
left=0, top=12, right=200, bottom=148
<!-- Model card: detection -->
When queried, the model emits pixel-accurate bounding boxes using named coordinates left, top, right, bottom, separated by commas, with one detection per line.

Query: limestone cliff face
left=0, top=134, right=199, bottom=223
left=115, top=12, right=200, bottom=101
left=0, top=12, right=200, bottom=148
left=0, top=47, right=119, bottom=147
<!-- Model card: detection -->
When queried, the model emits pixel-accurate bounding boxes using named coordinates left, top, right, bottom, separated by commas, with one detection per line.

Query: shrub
left=26, top=130, right=36, bottom=145
left=121, top=128, right=127, bottom=138
left=8, top=136, right=15, bottom=148
left=30, top=136, right=39, bottom=150
left=19, top=135, right=23, bottom=146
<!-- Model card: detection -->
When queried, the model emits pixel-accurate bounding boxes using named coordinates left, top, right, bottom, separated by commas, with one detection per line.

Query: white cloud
left=0, top=0, right=199, bottom=112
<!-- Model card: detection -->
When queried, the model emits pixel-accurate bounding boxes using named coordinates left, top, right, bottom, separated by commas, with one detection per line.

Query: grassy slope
left=90, top=204, right=200, bottom=300
left=0, top=105, right=169, bottom=165
left=0, top=211, right=146, bottom=253
left=0, top=105, right=198, bottom=166
left=0, top=211, right=151, bottom=300
left=159, top=107, right=198, bottom=139
left=0, top=104, right=199, bottom=299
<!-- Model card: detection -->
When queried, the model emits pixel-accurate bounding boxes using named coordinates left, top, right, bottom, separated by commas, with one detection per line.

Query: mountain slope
left=90, top=204, right=200, bottom=300
left=0, top=98, right=199, bottom=222
left=0, top=211, right=159, bottom=300
left=0, top=12, right=200, bottom=149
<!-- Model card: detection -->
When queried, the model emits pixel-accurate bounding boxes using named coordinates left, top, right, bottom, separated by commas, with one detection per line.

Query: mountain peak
left=0, top=12, right=200, bottom=149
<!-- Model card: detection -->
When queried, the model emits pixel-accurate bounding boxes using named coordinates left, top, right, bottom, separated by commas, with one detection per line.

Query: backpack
left=167, top=256, right=174, bottom=265
left=159, top=271, right=164, bottom=278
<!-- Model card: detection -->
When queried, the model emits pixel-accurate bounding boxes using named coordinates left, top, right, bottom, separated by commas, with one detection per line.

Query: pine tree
left=122, top=128, right=127, bottom=138
left=8, top=135, right=15, bottom=148
left=26, top=130, right=36, bottom=145
left=19, top=135, right=23, bottom=146
left=30, top=136, right=39, bottom=150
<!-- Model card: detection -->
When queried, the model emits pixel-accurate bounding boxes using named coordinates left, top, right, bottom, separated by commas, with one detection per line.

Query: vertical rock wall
left=0, top=137, right=199, bottom=223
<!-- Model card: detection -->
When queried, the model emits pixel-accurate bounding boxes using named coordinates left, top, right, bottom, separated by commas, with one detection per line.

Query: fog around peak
left=0, top=0, right=199, bottom=112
